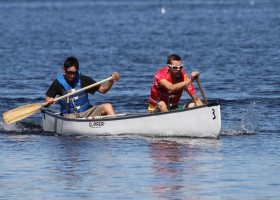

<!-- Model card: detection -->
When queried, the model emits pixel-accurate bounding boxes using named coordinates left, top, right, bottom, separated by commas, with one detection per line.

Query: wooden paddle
left=196, top=77, right=208, bottom=104
left=3, top=76, right=114, bottom=125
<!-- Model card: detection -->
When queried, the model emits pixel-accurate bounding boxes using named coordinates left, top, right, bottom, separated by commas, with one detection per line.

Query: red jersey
left=148, top=67, right=196, bottom=110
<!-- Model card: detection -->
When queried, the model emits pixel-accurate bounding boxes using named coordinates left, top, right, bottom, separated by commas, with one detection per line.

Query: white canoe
left=41, top=102, right=221, bottom=138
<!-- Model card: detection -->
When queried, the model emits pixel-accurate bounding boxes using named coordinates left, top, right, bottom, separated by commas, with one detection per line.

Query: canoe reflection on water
left=149, top=138, right=222, bottom=198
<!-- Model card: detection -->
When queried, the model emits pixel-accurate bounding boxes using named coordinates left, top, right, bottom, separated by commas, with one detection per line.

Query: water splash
left=221, top=101, right=259, bottom=136
left=0, top=121, right=43, bottom=134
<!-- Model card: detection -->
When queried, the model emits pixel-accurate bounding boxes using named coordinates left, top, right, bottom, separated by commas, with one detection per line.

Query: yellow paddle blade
left=2, top=103, right=43, bottom=125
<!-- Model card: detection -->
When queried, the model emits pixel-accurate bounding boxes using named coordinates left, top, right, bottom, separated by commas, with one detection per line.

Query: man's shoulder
left=52, top=79, right=60, bottom=86
left=80, top=74, right=95, bottom=83
left=80, top=74, right=97, bottom=88
left=155, top=67, right=170, bottom=78
left=155, top=67, right=168, bottom=77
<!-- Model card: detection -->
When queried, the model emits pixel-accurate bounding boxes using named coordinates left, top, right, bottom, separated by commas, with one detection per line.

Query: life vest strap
left=72, top=93, right=87, bottom=101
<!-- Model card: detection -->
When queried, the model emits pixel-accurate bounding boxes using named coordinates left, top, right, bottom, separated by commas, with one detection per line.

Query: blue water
left=0, top=0, right=280, bottom=199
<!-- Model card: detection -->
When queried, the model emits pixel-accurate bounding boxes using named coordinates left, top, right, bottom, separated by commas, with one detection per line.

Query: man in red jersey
left=148, top=54, right=203, bottom=113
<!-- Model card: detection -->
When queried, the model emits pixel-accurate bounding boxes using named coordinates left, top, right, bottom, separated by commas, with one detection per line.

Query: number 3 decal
left=212, top=109, right=216, bottom=120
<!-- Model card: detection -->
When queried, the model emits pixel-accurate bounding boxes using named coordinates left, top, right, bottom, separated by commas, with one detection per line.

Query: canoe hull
left=41, top=103, right=221, bottom=138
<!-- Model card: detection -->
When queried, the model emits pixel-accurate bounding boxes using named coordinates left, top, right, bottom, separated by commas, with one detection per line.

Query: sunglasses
left=168, top=64, right=183, bottom=70
left=65, top=70, right=78, bottom=75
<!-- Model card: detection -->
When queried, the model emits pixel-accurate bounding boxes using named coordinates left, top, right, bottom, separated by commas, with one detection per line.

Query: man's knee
left=102, top=103, right=113, bottom=111
left=101, top=103, right=115, bottom=115
left=157, top=101, right=168, bottom=112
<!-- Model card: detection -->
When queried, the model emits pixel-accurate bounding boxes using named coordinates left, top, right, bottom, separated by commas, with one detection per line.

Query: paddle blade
left=2, top=103, right=43, bottom=125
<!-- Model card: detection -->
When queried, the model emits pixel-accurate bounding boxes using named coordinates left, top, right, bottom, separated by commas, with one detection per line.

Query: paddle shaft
left=196, top=78, right=208, bottom=104
left=42, top=76, right=114, bottom=106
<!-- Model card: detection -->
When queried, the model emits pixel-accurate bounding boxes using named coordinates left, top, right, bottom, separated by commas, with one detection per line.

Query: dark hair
left=167, top=54, right=181, bottom=64
left=64, top=56, right=79, bottom=70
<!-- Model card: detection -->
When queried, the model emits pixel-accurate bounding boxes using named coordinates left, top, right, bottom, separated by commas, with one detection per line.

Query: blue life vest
left=57, top=72, right=90, bottom=115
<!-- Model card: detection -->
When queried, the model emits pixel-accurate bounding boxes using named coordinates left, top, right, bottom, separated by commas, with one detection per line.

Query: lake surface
left=0, top=0, right=279, bottom=199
